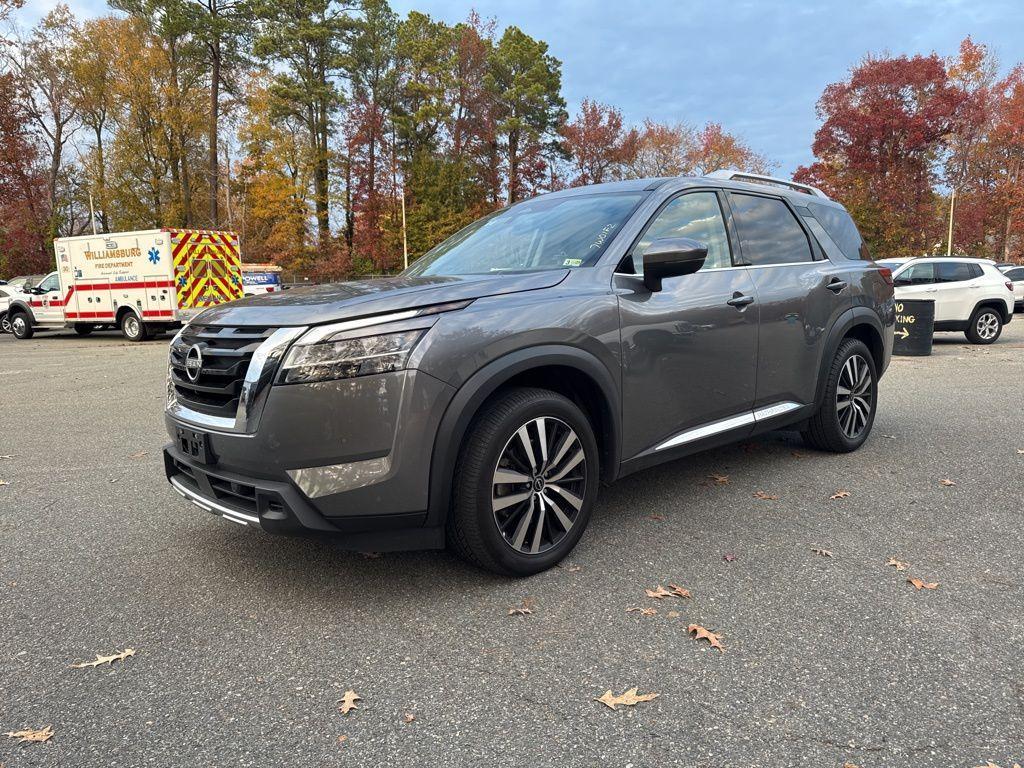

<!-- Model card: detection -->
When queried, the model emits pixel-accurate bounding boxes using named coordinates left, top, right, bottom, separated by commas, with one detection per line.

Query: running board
left=654, top=401, right=803, bottom=452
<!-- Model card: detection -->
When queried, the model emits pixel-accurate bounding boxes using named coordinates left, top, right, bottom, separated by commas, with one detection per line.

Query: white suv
left=892, top=258, right=1014, bottom=344
left=1001, top=265, right=1024, bottom=310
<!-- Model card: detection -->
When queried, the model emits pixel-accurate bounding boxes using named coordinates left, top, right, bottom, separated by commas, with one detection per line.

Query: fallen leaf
left=645, top=586, right=673, bottom=599
left=337, top=735, right=348, bottom=745
left=4, top=725, right=53, bottom=744
left=566, top=565, right=582, bottom=573
left=595, top=687, right=659, bottom=710
left=626, top=607, right=657, bottom=616
left=908, top=578, right=939, bottom=591
left=71, top=648, right=135, bottom=669
left=508, top=597, right=535, bottom=616
left=881, top=434, right=897, bottom=439
left=829, top=490, right=851, bottom=500
left=843, top=763, right=861, bottom=768
left=403, top=713, right=416, bottom=724
left=0, top=480, right=9, bottom=487
left=887, top=558, right=910, bottom=571
left=811, top=548, right=833, bottom=557
left=791, top=450, right=806, bottom=458
left=687, top=624, right=725, bottom=652
left=666, top=610, right=680, bottom=618
left=0, top=454, right=12, bottom=459
left=128, top=451, right=148, bottom=459
left=338, top=690, right=362, bottom=715
left=939, top=478, right=956, bottom=487
left=707, top=473, right=729, bottom=485
left=722, top=553, right=737, bottom=562
left=753, top=490, right=778, bottom=501
left=1016, top=449, right=1024, bottom=455
left=667, top=583, right=691, bottom=598
left=645, top=513, right=665, bottom=521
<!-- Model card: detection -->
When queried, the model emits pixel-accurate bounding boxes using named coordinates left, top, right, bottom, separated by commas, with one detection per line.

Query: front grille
left=169, top=325, right=276, bottom=418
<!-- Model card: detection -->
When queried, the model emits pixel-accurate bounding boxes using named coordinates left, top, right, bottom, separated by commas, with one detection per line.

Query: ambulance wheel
left=120, top=312, right=148, bottom=342
left=10, top=311, right=33, bottom=339
left=74, top=324, right=94, bottom=336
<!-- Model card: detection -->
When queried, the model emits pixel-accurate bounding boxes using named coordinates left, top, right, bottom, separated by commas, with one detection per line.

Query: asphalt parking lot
left=1, top=324, right=1023, bottom=768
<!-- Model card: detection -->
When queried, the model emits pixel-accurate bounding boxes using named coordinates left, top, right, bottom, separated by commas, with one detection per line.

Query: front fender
left=424, top=344, right=621, bottom=528
left=6, top=299, right=36, bottom=325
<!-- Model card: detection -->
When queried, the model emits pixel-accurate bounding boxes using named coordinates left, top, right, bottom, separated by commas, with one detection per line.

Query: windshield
left=404, top=192, right=645, bottom=277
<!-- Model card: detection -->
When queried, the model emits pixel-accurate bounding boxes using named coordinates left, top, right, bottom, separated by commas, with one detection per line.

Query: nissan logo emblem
left=184, top=344, right=204, bottom=383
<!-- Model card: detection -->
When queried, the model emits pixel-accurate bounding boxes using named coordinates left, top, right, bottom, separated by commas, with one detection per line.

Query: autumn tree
left=560, top=99, right=638, bottom=186
left=685, top=122, right=772, bottom=176
left=254, top=0, right=356, bottom=250
left=796, top=52, right=966, bottom=257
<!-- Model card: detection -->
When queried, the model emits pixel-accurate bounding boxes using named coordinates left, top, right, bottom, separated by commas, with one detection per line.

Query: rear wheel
left=10, top=311, right=33, bottom=340
left=120, top=312, right=148, bottom=342
left=447, top=387, right=600, bottom=577
left=0, top=312, right=10, bottom=334
left=802, top=338, right=877, bottom=453
left=73, top=323, right=94, bottom=336
left=965, top=306, right=1002, bottom=344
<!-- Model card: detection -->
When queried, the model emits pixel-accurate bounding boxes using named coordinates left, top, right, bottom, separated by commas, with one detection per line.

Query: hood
left=192, top=270, right=571, bottom=327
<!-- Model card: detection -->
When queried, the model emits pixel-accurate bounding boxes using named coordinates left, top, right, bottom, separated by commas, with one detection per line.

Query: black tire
left=447, top=387, right=600, bottom=577
left=802, top=338, right=877, bottom=453
left=120, top=312, right=149, bottom=342
left=964, top=306, right=1002, bottom=344
left=74, top=323, right=94, bottom=336
left=10, top=310, right=33, bottom=340
left=0, top=311, right=10, bottom=334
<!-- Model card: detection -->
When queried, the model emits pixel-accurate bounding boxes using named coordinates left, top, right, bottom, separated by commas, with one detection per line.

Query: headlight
left=280, top=329, right=426, bottom=384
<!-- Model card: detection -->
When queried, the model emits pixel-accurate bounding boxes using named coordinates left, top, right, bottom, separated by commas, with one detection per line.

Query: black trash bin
left=893, top=298, right=935, bottom=356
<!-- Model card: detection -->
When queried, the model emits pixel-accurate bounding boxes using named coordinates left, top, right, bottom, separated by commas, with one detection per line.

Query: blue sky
left=18, top=0, right=1024, bottom=174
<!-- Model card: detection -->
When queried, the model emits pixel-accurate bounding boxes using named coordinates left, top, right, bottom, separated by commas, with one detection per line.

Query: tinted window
left=935, top=262, right=977, bottom=283
left=1006, top=268, right=1024, bottom=280
left=627, top=191, right=731, bottom=273
left=39, top=274, right=60, bottom=292
left=0, top=289, right=7, bottom=298
left=808, top=202, right=870, bottom=260
left=730, top=194, right=813, bottom=266
left=895, top=263, right=935, bottom=286
left=404, top=192, right=645, bottom=277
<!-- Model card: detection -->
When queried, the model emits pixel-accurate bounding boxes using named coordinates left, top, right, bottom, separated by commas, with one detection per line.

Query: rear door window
left=729, top=193, right=813, bottom=266
left=935, top=262, right=977, bottom=283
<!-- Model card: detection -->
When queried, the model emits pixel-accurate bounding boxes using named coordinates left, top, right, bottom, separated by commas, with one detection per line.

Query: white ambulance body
left=8, top=229, right=244, bottom=341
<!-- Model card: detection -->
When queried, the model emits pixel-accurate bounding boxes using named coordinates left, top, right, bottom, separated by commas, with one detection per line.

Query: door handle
left=826, top=278, right=848, bottom=293
left=727, top=293, right=755, bottom=308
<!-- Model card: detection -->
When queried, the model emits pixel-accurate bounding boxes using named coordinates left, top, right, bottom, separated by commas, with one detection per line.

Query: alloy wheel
left=836, top=353, right=873, bottom=440
left=976, top=311, right=999, bottom=340
left=0, top=314, right=10, bottom=334
left=491, top=416, right=587, bottom=555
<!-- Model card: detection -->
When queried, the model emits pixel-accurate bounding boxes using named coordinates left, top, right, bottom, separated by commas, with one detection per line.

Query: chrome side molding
left=654, top=401, right=803, bottom=452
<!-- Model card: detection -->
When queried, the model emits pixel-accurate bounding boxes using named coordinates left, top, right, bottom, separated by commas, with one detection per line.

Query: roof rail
left=705, top=169, right=829, bottom=200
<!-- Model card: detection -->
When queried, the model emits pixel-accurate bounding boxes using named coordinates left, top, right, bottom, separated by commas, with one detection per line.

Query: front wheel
left=120, top=312, right=149, bottom=342
left=10, top=311, right=33, bottom=340
left=447, top=387, right=600, bottom=577
left=802, top=338, right=878, bottom=453
left=965, top=306, right=1002, bottom=344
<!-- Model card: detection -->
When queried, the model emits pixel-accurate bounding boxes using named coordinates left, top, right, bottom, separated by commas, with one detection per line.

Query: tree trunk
left=94, top=122, right=109, bottom=232
left=208, top=39, right=221, bottom=227
left=507, top=128, right=519, bottom=205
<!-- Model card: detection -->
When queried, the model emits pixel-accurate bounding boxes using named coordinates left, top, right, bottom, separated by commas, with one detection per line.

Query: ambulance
left=6, top=229, right=244, bottom=341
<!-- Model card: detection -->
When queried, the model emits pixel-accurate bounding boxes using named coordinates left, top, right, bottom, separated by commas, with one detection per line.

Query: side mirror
left=642, top=238, right=708, bottom=292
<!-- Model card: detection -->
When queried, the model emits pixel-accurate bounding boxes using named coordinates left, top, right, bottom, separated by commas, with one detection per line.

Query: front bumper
left=163, top=367, right=455, bottom=550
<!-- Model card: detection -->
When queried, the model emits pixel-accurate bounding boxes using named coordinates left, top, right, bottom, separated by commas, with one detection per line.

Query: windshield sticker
left=588, top=223, right=618, bottom=251
left=562, top=258, right=583, bottom=267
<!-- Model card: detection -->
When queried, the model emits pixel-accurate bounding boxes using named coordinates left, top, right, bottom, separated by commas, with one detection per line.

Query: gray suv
left=164, top=172, right=894, bottom=576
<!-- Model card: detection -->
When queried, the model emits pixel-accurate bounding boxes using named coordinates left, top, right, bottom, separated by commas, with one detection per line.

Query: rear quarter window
left=808, top=202, right=870, bottom=261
